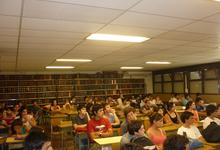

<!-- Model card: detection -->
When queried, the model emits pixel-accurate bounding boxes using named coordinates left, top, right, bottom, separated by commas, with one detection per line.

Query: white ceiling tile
left=0, top=15, right=20, bottom=28
left=24, top=0, right=123, bottom=23
left=22, top=18, right=104, bottom=32
left=203, top=13, right=220, bottom=24
left=147, top=39, right=189, bottom=45
left=21, top=29, right=89, bottom=39
left=20, top=37, right=80, bottom=45
left=0, top=42, right=17, bottom=49
left=200, top=37, right=220, bottom=43
left=177, top=21, right=220, bottom=34
left=0, top=36, right=18, bottom=42
left=19, top=43, right=74, bottom=51
left=0, top=0, right=22, bottom=16
left=99, top=25, right=167, bottom=38
left=131, top=0, right=220, bottom=20
left=112, top=12, right=193, bottom=30
left=0, top=56, right=16, bottom=62
left=157, top=31, right=210, bottom=41
left=0, top=28, right=19, bottom=36
left=43, top=0, right=140, bottom=10
left=187, top=42, right=219, bottom=48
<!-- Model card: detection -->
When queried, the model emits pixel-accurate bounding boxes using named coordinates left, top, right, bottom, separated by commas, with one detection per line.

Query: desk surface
left=6, top=137, right=24, bottom=144
left=94, top=136, right=122, bottom=145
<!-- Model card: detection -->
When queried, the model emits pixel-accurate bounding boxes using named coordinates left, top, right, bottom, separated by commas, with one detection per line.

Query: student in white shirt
left=203, top=104, right=220, bottom=129
left=177, top=111, right=202, bottom=140
left=177, top=111, right=204, bottom=150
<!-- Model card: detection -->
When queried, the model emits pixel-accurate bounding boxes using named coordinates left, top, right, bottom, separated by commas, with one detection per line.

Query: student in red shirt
left=87, top=103, right=113, bottom=141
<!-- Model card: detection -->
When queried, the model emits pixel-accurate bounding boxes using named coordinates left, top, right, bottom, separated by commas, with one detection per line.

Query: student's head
left=92, top=104, right=104, bottom=118
left=149, top=113, right=163, bottom=127
left=180, top=111, right=194, bottom=125
left=11, top=119, right=23, bottom=135
left=195, top=97, right=203, bottom=105
left=122, top=143, right=144, bottom=150
left=77, top=105, right=86, bottom=115
left=206, top=104, right=217, bottom=117
left=167, top=102, right=175, bottom=112
left=104, top=103, right=111, bottom=113
left=127, top=120, right=145, bottom=136
left=217, top=104, right=220, bottom=116
left=14, top=104, right=20, bottom=111
left=153, top=106, right=164, bottom=116
left=164, top=135, right=189, bottom=150
left=124, top=107, right=137, bottom=122
left=185, top=101, right=195, bottom=110
left=51, top=100, right=57, bottom=106
left=24, top=131, right=53, bottom=150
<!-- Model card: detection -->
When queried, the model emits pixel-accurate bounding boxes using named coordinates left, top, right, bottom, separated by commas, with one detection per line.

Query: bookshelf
left=0, top=73, right=145, bottom=104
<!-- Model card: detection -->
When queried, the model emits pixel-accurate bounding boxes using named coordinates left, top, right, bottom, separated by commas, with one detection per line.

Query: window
left=190, top=81, right=202, bottom=93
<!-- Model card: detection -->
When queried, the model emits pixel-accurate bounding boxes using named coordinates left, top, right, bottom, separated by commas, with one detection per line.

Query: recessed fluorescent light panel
left=87, top=33, right=149, bottom=43
left=46, top=66, right=74, bottom=69
left=214, top=0, right=220, bottom=2
left=146, top=61, right=171, bottom=64
left=56, top=59, right=92, bottom=62
left=120, top=67, right=143, bottom=70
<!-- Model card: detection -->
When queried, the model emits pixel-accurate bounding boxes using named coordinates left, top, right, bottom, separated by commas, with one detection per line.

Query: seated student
left=185, top=101, right=199, bottom=123
left=103, top=103, right=120, bottom=127
left=203, top=104, right=220, bottom=129
left=50, top=100, right=61, bottom=112
left=140, top=100, right=153, bottom=116
left=195, top=97, right=206, bottom=112
left=24, top=130, right=53, bottom=150
left=181, top=93, right=192, bottom=106
left=147, top=113, right=166, bottom=150
left=164, top=135, right=190, bottom=150
left=3, top=107, right=15, bottom=126
left=63, top=99, right=72, bottom=110
left=120, top=107, right=137, bottom=135
left=120, top=120, right=156, bottom=150
left=177, top=111, right=203, bottom=150
left=164, top=102, right=181, bottom=125
left=87, top=103, right=113, bottom=141
left=73, top=105, right=90, bottom=132
left=11, top=119, right=26, bottom=139
left=0, top=109, right=7, bottom=129
left=20, top=108, right=36, bottom=132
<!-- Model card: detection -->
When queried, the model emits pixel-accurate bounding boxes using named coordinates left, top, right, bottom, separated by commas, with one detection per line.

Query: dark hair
left=24, top=131, right=50, bottom=150
left=127, top=120, right=143, bottom=135
left=164, top=135, right=189, bottom=150
left=122, top=143, right=144, bottom=150
left=91, top=103, right=103, bottom=116
left=195, top=97, right=202, bottom=103
left=206, top=104, right=217, bottom=116
left=185, top=101, right=193, bottom=110
left=180, top=111, right=194, bottom=123
left=11, top=119, right=23, bottom=135
left=124, top=107, right=135, bottom=118
left=166, top=102, right=174, bottom=111
left=149, top=113, right=163, bottom=124
left=132, top=136, right=156, bottom=150
left=77, top=104, right=86, bottom=112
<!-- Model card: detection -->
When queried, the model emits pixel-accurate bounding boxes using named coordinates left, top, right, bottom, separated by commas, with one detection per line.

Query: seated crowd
left=1, top=93, right=220, bottom=150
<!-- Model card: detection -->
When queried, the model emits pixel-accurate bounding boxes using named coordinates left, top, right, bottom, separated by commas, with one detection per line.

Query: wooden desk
left=94, top=136, right=122, bottom=150
left=6, top=137, right=24, bottom=150
left=58, top=121, right=72, bottom=147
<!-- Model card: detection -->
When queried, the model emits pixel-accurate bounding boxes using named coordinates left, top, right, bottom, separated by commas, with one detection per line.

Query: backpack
left=202, top=122, right=220, bottom=143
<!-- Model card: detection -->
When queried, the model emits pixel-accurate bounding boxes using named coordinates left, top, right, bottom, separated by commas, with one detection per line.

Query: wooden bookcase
left=0, top=73, right=145, bottom=105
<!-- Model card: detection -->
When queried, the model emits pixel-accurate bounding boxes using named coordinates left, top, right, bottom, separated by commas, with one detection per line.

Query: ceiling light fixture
left=87, top=33, right=149, bottom=43
left=120, top=67, right=143, bottom=70
left=146, top=61, right=171, bottom=64
left=214, top=0, right=220, bottom=2
left=45, top=66, right=74, bottom=69
left=56, top=59, right=92, bottom=62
